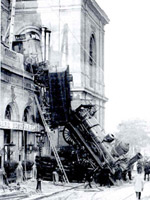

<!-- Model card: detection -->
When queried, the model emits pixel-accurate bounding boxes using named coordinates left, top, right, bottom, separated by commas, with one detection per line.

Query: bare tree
left=115, top=119, right=150, bottom=153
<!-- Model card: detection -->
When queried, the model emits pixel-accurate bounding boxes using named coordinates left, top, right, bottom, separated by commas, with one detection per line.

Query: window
left=23, top=106, right=35, bottom=123
left=5, top=105, right=12, bottom=120
left=23, top=106, right=30, bottom=122
left=23, top=32, right=42, bottom=61
left=12, top=41, right=23, bottom=54
left=12, top=30, right=42, bottom=72
left=89, top=34, right=96, bottom=88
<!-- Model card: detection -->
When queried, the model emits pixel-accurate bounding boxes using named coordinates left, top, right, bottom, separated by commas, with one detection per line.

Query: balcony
left=1, top=43, right=33, bottom=79
left=1, top=43, right=24, bottom=70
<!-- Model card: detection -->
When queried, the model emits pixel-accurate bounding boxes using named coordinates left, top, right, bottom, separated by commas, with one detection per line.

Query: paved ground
left=39, top=181, right=150, bottom=200
left=0, top=180, right=83, bottom=200
left=0, top=179, right=150, bottom=200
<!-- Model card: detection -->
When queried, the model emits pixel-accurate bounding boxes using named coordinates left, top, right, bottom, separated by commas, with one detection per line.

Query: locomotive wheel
left=63, top=127, right=76, bottom=145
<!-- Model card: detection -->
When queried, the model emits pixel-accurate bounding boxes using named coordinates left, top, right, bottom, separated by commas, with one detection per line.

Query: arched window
left=5, top=102, right=20, bottom=121
left=4, top=105, right=12, bottom=150
left=23, top=106, right=35, bottom=123
left=24, top=31, right=42, bottom=58
left=23, top=107, right=30, bottom=122
left=13, top=29, right=42, bottom=73
left=89, top=34, right=96, bottom=88
left=5, top=105, right=12, bottom=120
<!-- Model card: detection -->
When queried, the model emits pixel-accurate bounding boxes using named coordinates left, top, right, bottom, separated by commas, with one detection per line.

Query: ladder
left=9, top=0, right=16, bottom=49
left=34, top=95, right=69, bottom=184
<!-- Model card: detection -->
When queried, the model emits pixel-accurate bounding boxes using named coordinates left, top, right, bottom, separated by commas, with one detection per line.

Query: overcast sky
left=97, top=0, right=150, bottom=133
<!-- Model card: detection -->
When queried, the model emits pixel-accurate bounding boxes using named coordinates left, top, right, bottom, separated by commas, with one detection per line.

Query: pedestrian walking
left=133, top=167, right=144, bottom=200
left=144, top=161, right=150, bottom=181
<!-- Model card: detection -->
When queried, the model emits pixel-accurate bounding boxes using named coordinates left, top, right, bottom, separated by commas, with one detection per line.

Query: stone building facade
left=14, top=0, right=109, bottom=129
left=0, top=0, right=109, bottom=173
left=0, top=0, right=50, bottom=175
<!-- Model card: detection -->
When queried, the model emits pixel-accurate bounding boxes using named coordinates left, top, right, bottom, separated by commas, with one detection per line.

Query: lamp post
left=35, top=131, right=45, bottom=192
left=36, top=132, right=45, bottom=157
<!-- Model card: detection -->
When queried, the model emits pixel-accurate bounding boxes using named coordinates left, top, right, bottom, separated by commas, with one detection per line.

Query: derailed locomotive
left=61, top=104, right=142, bottom=184
left=33, top=66, right=142, bottom=184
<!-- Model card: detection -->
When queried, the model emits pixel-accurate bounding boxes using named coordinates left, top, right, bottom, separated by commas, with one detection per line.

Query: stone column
left=48, top=31, right=51, bottom=62
left=41, top=27, right=47, bottom=61
left=45, top=30, right=51, bottom=62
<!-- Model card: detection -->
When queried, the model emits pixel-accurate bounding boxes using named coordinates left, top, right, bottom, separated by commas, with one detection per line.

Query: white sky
left=97, top=0, right=150, bottom=133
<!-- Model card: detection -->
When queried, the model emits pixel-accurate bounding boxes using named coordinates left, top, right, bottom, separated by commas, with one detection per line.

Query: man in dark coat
left=102, top=164, right=111, bottom=187
left=84, top=168, right=93, bottom=188
left=36, top=162, right=42, bottom=192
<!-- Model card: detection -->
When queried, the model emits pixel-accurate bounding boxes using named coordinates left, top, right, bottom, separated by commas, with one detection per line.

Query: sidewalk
left=0, top=179, right=83, bottom=200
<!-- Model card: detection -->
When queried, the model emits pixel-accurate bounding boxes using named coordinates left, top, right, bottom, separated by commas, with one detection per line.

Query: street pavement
left=0, top=179, right=150, bottom=200
left=38, top=181, right=150, bottom=200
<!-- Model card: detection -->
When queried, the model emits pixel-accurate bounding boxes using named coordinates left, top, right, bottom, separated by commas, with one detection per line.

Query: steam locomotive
left=33, top=66, right=141, bottom=184
left=62, top=104, right=142, bottom=183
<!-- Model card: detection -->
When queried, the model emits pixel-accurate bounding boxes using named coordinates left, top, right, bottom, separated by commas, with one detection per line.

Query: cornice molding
left=82, top=0, right=109, bottom=25
left=71, top=87, right=108, bottom=102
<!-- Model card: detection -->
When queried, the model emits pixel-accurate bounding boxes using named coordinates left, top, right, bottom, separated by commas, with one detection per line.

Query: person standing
left=52, top=167, right=59, bottom=185
left=133, top=168, right=144, bottom=200
left=115, top=164, right=122, bottom=185
left=36, top=162, right=42, bottom=192
left=84, top=168, right=93, bottom=189
left=84, top=167, right=99, bottom=189
left=32, top=163, right=37, bottom=180
left=16, top=162, right=23, bottom=185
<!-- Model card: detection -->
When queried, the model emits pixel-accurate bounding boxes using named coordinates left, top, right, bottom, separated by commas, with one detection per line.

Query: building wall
left=15, top=0, right=82, bottom=86
left=0, top=1, right=44, bottom=167
left=0, top=44, right=42, bottom=164
left=1, top=0, right=10, bottom=39
left=0, top=0, right=109, bottom=168
left=78, top=0, right=108, bottom=127
left=15, top=0, right=108, bottom=129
